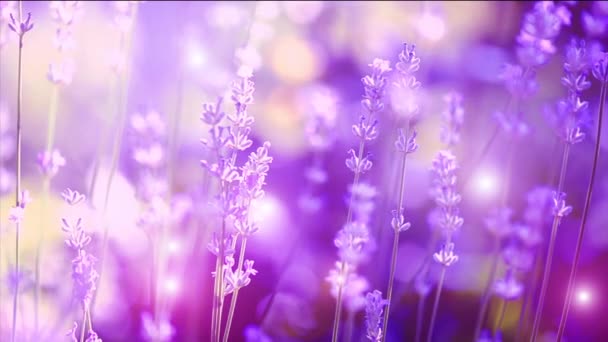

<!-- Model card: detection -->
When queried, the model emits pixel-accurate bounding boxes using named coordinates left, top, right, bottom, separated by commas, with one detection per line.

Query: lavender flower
left=60, top=189, right=98, bottom=311
left=7, top=190, right=31, bottom=225
left=141, top=312, right=175, bottom=342
left=516, top=1, right=570, bottom=67
left=484, top=207, right=514, bottom=239
left=592, top=52, right=608, bottom=83
left=334, top=222, right=370, bottom=265
left=431, top=151, right=464, bottom=242
left=36, top=149, right=66, bottom=178
left=364, top=290, right=388, bottom=342
left=440, top=92, right=465, bottom=147
left=552, top=191, right=573, bottom=218
left=552, top=39, right=592, bottom=144
left=494, top=269, right=524, bottom=301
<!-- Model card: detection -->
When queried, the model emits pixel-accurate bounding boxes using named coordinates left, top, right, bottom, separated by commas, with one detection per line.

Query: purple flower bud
left=433, top=242, right=458, bottom=267
left=552, top=191, right=573, bottom=217
left=345, top=149, right=373, bottom=174
left=62, top=188, right=86, bottom=206
left=37, top=149, right=66, bottom=178
left=494, top=270, right=523, bottom=301
left=364, top=290, right=388, bottom=342
left=201, top=97, right=225, bottom=126
left=592, top=52, right=608, bottom=83
left=395, top=129, right=418, bottom=154
left=390, top=209, right=411, bottom=232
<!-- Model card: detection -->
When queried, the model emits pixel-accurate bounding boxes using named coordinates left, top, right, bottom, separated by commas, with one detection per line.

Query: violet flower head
left=345, top=149, right=373, bottom=174
left=334, top=222, right=370, bottom=265
left=8, top=11, right=34, bottom=39
left=552, top=191, right=573, bottom=218
left=395, top=129, right=418, bottom=153
left=61, top=189, right=98, bottom=310
left=547, top=39, right=592, bottom=145
left=364, top=290, right=388, bottom=342
left=390, top=208, right=411, bottom=233
left=592, top=52, right=608, bottom=83
left=85, top=331, right=102, bottom=342
left=433, top=242, right=459, bottom=267
left=431, top=151, right=464, bottom=235
left=8, top=190, right=31, bottom=225
left=392, top=43, right=422, bottom=118
left=223, top=258, right=258, bottom=295
left=494, top=269, right=524, bottom=301
left=350, top=182, right=377, bottom=225
left=141, top=312, right=175, bottom=342
left=499, top=64, right=538, bottom=99
left=440, top=91, right=465, bottom=147
left=484, top=207, right=514, bottom=239
left=516, top=1, right=570, bottom=67
left=304, top=85, right=339, bottom=150
left=582, top=2, right=608, bottom=38
left=37, top=148, right=66, bottom=178
left=360, top=58, right=391, bottom=120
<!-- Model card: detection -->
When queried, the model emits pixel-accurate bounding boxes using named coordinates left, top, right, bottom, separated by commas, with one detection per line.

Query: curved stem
left=556, top=81, right=606, bottom=341
left=93, top=6, right=138, bottom=316
left=473, top=238, right=501, bottom=341
left=222, top=237, right=248, bottom=342
left=415, top=293, right=427, bottom=342
left=11, top=4, right=24, bottom=342
left=79, top=308, right=88, bottom=342
left=331, top=138, right=367, bottom=342
left=493, top=299, right=507, bottom=338
left=530, top=143, right=571, bottom=341
left=426, top=266, right=446, bottom=342
left=381, top=123, right=410, bottom=341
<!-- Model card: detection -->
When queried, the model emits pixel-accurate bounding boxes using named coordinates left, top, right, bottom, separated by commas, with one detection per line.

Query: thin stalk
left=11, top=4, right=24, bottom=342
left=556, top=81, right=607, bottom=341
left=93, top=6, right=138, bottom=315
left=426, top=266, right=447, bottom=342
left=79, top=308, right=88, bottom=342
left=381, top=125, right=410, bottom=342
left=473, top=238, right=501, bottom=341
left=493, top=299, right=507, bottom=338
left=331, top=138, right=367, bottom=342
left=415, top=293, right=427, bottom=342
left=222, top=237, right=248, bottom=342
left=530, top=143, right=571, bottom=341
left=87, top=78, right=117, bottom=200
left=34, top=82, right=60, bottom=335
left=344, top=309, right=355, bottom=342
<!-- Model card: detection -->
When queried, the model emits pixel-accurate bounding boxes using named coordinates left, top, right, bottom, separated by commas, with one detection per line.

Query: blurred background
left=0, top=1, right=607, bottom=341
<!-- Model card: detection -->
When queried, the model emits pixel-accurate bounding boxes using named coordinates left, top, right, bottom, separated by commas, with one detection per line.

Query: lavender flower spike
left=365, top=290, right=388, bottom=342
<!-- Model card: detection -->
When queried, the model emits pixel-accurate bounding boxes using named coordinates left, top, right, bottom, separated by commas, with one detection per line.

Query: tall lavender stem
left=222, top=237, right=248, bottom=342
left=530, top=143, right=570, bottom=341
left=9, top=3, right=29, bottom=341
left=94, top=3, right=138, bottom=316
left=381, top=124, right=410, bottom=342
left=426, top=266, right=446, bottom=342
left=556, top=62, right=607, bottom=341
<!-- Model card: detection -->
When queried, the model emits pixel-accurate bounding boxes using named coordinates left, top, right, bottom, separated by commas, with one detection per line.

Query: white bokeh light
left=473, top=169, right=498, bottom=198
left=164, top=277, right=180, bottom=295
left=186, top=42, right=207, bottom=69
left=416, top=12, right=446, bottom=42
left=577, top=289, right=591, bottom=305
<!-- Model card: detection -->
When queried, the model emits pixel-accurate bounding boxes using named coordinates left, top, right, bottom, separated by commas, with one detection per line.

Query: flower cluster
left=547, top=39, right=592, bottom=145
left=61, top=189, right=98, bottom=311
left=431, top=151, right=463, bottom=267
left=37, top=148, right=66, bottom=178
left=516, top=1, right=571, bottom=68
left=200, top=71, right=272, bottom=301
left=392, top=43, right=421, bottom=119
left=7, top=189, right=31, bottom=225
left=47, top=1, right=82, bottom=85
left=440, top=92, right=465, bottom=147
left=582, top=1, right=608, bottom=38
left=7, top=10, right=34, bottom=46
left=364, top=290, right=388, bottom=342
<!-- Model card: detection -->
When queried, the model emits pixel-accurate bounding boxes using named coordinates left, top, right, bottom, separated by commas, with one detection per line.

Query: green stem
left=530, top=143, right=571, bottom=341
left=556, top=80, right=607, bottom=341
left=222, top=237, right=248, bottom=342
left=426, top=266, right=446, bottom=342
left=11, top=4, right=24, bottom=342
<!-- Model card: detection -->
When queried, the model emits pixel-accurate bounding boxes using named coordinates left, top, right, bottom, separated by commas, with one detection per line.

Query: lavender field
left=0, top=1, right=607, bottom=341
